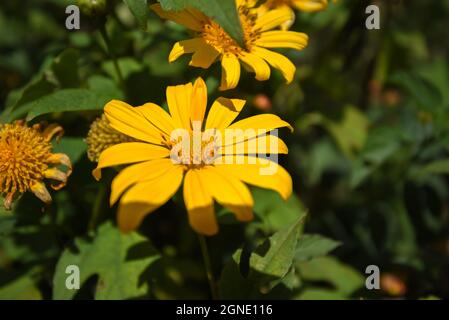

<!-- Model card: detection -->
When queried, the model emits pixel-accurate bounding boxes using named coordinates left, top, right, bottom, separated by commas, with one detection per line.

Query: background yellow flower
left=151, top=1, right=308, bottom=90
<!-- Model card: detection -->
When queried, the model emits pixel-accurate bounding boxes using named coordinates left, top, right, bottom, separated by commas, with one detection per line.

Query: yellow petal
left=183, top=169, right=218, bottom=236
left=219, top=113, right=292, bottom=147
left=228, top=113, right=293, bottom=132
left=222, top=134, right=288, bottom=155
left=105, top=100, right=165, bottom=144
left=151, top=4, right=205, bottom=31
left=256, top=31, right=308, bottom=51
left=214, top=156, right=292, bottom=200
left=191, top=77, right=208, bottom=123
left=189, top=41, right=220, bottom=68
left=135, top=103, right=176, bottom=137
left=200, top=167, right=254, bottom=222
left=293, top=0, right=328, bottom=12
left=117, top=165, right=184, bottom=232
left=30, top=182, right=52, bottom=205
left=253, top=46, right=296, bottom=84
left=47, top=153, right=72, bottom=177
left=236, top=0, right=258, bottom=7
left=166, top=82, right=193, bottom=130
left=93, top=142, right=170, bottom=180
left=110, top=158, right=175, bottom=205
left=254, top=7, right=295, bottom=32
left=44, top=168, right=68, bottom=190
left=240, top=52, right=271, bottom=81
left=169, top=38, right=206, bottom=63
left=219, top=54, right=241, bottom=91
left=205, top=97, right=246, bottom=130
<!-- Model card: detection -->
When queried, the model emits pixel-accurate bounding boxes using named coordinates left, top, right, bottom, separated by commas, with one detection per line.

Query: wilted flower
left=0, top=121, right=72, bottom=210
left=152, top=0, right=308, bottom=90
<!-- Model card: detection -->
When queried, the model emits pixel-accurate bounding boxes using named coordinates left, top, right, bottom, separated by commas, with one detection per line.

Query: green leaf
left=7, top=76, right=122, bottom=121
left=295, top=287, right=346, bottom=300
left=325, top=106, right=369, bottom=158
left=52, top=137, right=88, bottom=165
left=51, top=48, right=81, bottom=88
left=0, top=273, right=42, bottom=300
left=102, top=57, right=145, bottom=82
left=389, top=71, right=443, bottom=111
left=219, top=249, right=255, bottom=299
left=248, top=216, right=304, bottom=288
left=23, top=89, right=111, bottom=120
left=253, top=188, right=306, bottom=232
left=295, top=234, right=341, bottom=262
left=53, top=222, right=160, bottom=299
left=297, top=256, right=364, bottom=297
left=220, top=216, right=304, bottom=298
left=123, top=0, right=148, bottom=30
left=420, top=159, right=449, bottom=175
left=157, top=0, right=244, bottom=47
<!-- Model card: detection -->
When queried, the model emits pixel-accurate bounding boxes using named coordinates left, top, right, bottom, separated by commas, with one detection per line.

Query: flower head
left=86, top=114, right=135, bottom=162
left=151, top=0, right=309, bottom=90
left=93, top=78, right=293, bottom=235
left=0, top=121, right=72, bottom=210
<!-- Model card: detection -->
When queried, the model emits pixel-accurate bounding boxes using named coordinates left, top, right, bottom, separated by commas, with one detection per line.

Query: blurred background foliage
left=1, top=0, right=449, bottom=299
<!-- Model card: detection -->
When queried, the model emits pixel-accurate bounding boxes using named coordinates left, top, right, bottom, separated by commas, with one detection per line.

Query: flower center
left=200, top=4, right=260, bottom=55
left=0, top=123, right=51, bottom=194
left=165, top=129, right=219, bottom=169
left=86, top=114, right=135, bottom=162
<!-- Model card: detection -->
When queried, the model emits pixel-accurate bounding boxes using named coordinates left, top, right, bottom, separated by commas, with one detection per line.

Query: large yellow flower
left=93, top=78, right=293, bottom=235
left=0, top=121, right=72, bottom=210
left=151, top=0, right=308, bottom=91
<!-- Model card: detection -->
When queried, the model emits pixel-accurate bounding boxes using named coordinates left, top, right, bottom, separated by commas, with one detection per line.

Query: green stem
left=198, top=235, right=219, bottom=300
left=88, top=184, right=106, bottom=231
left=99, top=25, right=125, bottom=90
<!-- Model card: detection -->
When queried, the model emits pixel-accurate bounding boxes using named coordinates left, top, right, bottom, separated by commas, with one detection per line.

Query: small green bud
left=77, top=0, right=109, bottom=18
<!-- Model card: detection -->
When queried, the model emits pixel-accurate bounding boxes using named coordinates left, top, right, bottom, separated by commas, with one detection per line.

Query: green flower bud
left=77, top=0, right=109, bottom=18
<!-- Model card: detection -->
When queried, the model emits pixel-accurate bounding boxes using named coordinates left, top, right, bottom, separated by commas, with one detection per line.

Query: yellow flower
left=93, top=78, right=293, bottom=235
left=151, top=0, right=308, bottom=91
left=86, top=114, right=135, bottom=162
left=0, top=121, right=72, bottom=210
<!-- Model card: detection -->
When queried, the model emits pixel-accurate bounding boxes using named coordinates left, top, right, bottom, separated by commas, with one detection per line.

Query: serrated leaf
left=157, top=0, right=244, bottom=47
left=249, top=216, right=304, bottom=287
left=297, top=256, right=364, bottom=297
left=295, top=234, right=341, bottom=262
left=53, top=222, right=160, bottom=300
left=124, top=0, right=148, bottom=30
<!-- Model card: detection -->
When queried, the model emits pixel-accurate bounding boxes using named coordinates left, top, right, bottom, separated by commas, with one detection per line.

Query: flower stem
left=88, top=183, right=106, bottom=231
left=197, top=234, right=219, bottom=300
left=99, top=25, right=125, bottom=90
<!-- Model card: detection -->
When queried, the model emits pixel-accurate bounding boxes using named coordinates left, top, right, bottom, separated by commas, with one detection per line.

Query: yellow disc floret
left=86, top=114, right=135, bottom=162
